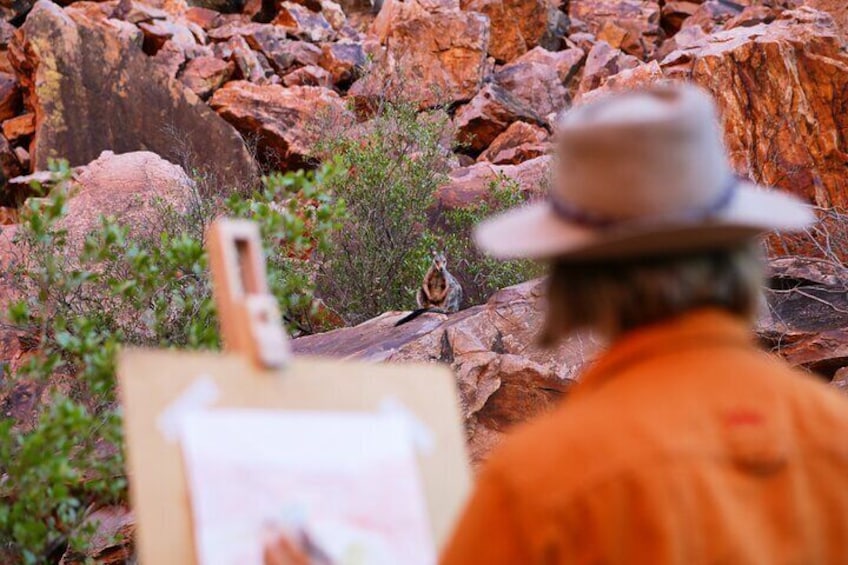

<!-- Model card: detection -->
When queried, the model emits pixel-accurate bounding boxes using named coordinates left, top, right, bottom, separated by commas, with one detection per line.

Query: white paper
left=179, top=409, right=435, bottom=565
left=157, top=376, right=219, bottom=443
left=379, top=396, right=435, bottom=456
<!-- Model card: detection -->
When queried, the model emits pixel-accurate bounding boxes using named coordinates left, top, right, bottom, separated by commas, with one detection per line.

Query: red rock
left=210, top=81, right=352, bottom=169
left=569, top=0, right=663, bottom=59
left=661, top=0, right=702, bottom=33
left=832, top=368, right=848, bottom=394
left=0, top=206, right=15, bottom=224
left=149, top=41, right=186, bottom=80
left=286, top=0, right=325, bottom=13
left=320, top=0, right=347, bottom=31
left=0, top=53, right=15, bottom=76
left=0, top=232, right=24, bottom=366
left=0, top=20, right=14, bottom=45
left=478, top=121, right=549, bottom=165
left=435, top=155, right=550, bottom=208
left=0, top=136, right=23, bottom=204
left=205, top=20, right=261, bottom=41
left=12, top=146, right=28, bottom=171
left=770, top=329, right=848, bottom=377
left=454, top=83, right=545, bottom=154
left=682, top=0, right=740, bottom=32
left=493, top=46, right=584, bottom=118
left=801, top=0, right=848, bottom=40
left=663, top=9, right=848, bottom=208
left=138, top=19, right=199, bottom=54
left=108, top=0, right=170, bottom=24
left=272, top=1, right=335, bottom=42
left=61, top=506, right=134, bottom=564
left=460, top=0, right=565, bottom=62
left=318, top=41, right=366, bottom=86
left=282, top=64, right=333, bottom=87
left=244, top=25, right=322, bottom=73
left=0, top=73, right=21, bottom=123
left=2, top=113, right=34, bottom=143
left=655, top=21, right=708, bottom=61
left=353, top=5, right=489, bottom=108
left=575, top=41, right=641, bottom=98
left=565, top=30, right=597, bottom=52
left=186, top=0, right=245, bottom=13
left=58, top=151, right=195, bottom=251
left=724, top=5, right=781, bottom=29
left=0, top=0, right=35, bottom=22
left=292, top=279, right=588, bottom=462
left=184, top=6, right=223, bottom=29
left=576, top=60, right=666, bottom=105
left=178, top=56, right=235, bottom=99
left=214, top=35, right=273, bottom=82
left=10, top=1, right=257, bottom=188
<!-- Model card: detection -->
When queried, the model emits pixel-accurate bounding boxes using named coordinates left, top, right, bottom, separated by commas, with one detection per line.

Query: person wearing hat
left=439, top=84, right=848, bottom=564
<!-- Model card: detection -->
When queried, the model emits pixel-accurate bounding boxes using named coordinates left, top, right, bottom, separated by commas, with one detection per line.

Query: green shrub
left=314, top=100, right=452, bottom=324
left=0, top=160, right=345, bottom=563
left=315, top=100, right=541, bottom=323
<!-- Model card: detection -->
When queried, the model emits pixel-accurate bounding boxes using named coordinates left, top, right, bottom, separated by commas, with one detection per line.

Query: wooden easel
left=206, top=219, right=290, bottom=368
left=118, top=218, right=471, bottom=564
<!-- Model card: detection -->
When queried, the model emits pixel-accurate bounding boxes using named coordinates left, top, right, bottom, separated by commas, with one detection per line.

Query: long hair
left=539, top=244, right=765, bottom=346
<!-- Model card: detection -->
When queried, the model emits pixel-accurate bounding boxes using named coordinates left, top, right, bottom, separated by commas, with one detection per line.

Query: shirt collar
left=574, top=308, right=755, bottom=394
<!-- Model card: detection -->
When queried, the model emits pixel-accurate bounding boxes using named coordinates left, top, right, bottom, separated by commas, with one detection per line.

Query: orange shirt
left=441, top=309, right=848, bottom=564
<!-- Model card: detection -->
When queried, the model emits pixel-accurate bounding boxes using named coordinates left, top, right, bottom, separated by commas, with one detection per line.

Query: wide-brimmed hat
left=474, top=84, right=814, bottom=261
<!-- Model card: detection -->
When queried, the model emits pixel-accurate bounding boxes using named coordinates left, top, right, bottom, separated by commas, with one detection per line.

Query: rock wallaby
left=394, top=251, right=463, bottom=327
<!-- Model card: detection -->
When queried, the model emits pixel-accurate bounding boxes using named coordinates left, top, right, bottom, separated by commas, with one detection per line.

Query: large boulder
left=178, top=55, right=235, bottom=99
left=56, top=151, right=193, bottom=248
left=478, top=120, right=549, bottom=165
left=10, top=0, right=257, bottom=189
left=453, top=83, right=546, bottom=154
left=271, top=1, right=336, bottom=42
left=353, top=0, right=489, bottom=108
left=493, top=46, right=584, bottom=118
left=575, top=41, right=641, bottom=99
left=459, top=0, right=565, bottom=63
left=758, top=257, right=848, bottom=378
left=293, top=280, right=590, bottom=462
left=435, top=155, right=550, bottom=209
left=210, top=80, right=351, bottom=169
left=318, top=41, right=367, bottom=86
left=662, top=8, right=848, bottom=208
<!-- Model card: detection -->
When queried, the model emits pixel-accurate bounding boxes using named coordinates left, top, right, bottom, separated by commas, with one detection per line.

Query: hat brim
left=474, top=182, right=816, bottom=261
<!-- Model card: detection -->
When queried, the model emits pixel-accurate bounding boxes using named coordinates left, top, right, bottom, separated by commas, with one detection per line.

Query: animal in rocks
left=395, top=251, right=463, bottom=326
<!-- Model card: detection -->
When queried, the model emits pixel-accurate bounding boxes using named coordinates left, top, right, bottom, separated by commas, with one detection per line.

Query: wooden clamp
left=207, top=218, right=290, bottom=369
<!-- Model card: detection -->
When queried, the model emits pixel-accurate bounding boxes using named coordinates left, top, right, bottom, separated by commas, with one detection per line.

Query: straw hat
left=474, top=84, right=814, bottom=261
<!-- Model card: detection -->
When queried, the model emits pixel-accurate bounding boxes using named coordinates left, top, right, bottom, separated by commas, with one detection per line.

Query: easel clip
left=207, top=218, right=290, bottom=370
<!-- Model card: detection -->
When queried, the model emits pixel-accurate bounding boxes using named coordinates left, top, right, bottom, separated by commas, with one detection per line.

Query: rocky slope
left=0, top=0, right=842, bottom=210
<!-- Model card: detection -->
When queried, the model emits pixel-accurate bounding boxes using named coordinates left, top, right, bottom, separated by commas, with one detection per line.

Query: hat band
left=549, top=177, right=740, bottom=229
